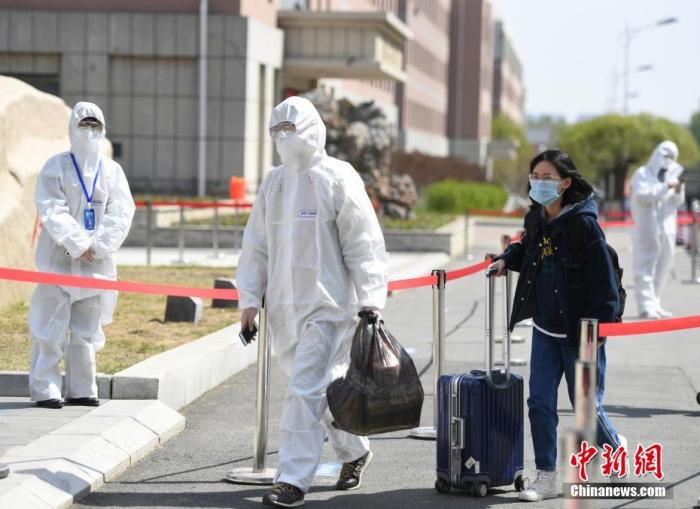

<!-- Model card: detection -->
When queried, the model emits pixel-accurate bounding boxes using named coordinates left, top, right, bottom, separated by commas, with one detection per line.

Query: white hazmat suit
left=29, top=102, right=135, bottom=402
left=631, top=140, right=684, bottom=318
left=237, top=96, right=389, bottom=492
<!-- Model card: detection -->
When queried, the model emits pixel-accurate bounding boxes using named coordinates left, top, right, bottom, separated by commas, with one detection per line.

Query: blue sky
left=490, top=0, right=700, bottom=124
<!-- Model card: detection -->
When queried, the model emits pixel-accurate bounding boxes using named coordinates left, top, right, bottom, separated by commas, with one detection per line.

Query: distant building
left=0, top=0, right=525, bottom=194
left=285, top=0, right=452, bottom=157
left=0, top=1, right=284, bottom=195
left=447, top=0, right=493, bottom=168
left=492, top=20, right=524, bottom=126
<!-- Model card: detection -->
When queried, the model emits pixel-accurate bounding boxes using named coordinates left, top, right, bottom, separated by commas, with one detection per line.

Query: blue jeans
left=528, top=327, right=620, bottom=471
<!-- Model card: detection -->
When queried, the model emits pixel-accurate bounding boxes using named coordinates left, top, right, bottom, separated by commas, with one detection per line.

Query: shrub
left=426, top=180, right=508, bottom=213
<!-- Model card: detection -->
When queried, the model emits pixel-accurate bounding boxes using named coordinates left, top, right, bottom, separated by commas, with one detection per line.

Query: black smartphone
left=239, top=322, right=258, bottom=346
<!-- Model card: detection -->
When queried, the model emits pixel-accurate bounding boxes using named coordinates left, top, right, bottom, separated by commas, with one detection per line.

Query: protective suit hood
left=69, top=102, right=106, bottom=175
left=646, top=140, right=679, bottom=176
left=269, top=96, right=326, bottom=167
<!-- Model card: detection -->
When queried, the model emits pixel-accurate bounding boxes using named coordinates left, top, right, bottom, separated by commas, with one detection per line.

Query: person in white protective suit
left=631, top=140, right=685, bottom=319
left=28, top=102, right=135, bottom=409
left=237, top=96, right=388, bottom=508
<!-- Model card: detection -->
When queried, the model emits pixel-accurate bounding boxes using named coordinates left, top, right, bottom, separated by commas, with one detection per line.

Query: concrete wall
left=0, top=8, right=283, bottom=196
left=0, top=77, right=70, bottom=309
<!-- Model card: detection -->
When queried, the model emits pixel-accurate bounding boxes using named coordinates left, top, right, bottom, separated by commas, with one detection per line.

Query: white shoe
left=639, top=310, right=660, bottom=319
left=656, top=308, right=673, bottom=318
left=518, top=470, right=559, bottom=502
left=606, top=434, right=628, bottom=482
left=617, top=434, right=627, bottom=453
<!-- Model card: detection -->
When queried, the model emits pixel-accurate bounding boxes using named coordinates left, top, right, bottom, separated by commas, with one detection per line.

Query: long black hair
left=529, top=149, right=593, bottom=207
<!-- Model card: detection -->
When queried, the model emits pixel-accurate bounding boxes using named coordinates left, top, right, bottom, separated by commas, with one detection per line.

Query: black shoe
left=262, top=483, right=305, bottom=507
left=336, top=451, right=373, bottom=491
left=64, top=397, right=100, bottom=406
left=0, top=463, right=9, bottom=479
left=36, top=399, right=63, bottom=409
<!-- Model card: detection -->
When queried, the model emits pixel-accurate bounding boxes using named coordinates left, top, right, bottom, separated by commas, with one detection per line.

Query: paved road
left=76, top=224, right=700, bottom=509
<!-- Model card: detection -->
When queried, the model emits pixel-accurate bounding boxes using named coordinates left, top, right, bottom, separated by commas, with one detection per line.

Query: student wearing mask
left=488, top=149, right=624, bottom=502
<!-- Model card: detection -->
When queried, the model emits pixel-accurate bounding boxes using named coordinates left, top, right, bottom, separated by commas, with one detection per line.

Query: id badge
left=84, top=208, right=96, bottom=230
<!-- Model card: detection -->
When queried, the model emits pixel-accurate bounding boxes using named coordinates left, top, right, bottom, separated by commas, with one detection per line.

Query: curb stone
left=0, top=400, right=184, bottom=509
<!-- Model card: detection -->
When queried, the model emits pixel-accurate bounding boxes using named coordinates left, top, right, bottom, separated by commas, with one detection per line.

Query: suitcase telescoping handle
left=485, top=267, right=511, bottom=384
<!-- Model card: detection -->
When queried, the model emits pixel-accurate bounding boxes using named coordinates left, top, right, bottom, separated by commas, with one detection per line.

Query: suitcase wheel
left=434, top=478, right=451, bottom=494
left=471, top=482, right=488, bottom=498
left=514, top=475, right=525, bottom=492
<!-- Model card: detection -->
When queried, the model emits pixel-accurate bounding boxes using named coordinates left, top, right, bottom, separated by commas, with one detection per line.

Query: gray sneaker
left=518, top=470, right=558, bottom=502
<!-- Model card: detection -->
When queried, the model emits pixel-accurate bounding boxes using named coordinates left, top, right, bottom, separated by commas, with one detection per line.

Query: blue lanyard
left=70, top=153, right=102, bottom=208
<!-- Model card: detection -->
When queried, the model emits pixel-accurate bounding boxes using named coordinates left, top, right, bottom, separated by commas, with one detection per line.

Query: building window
left=4, top=73, right=60, bottom=96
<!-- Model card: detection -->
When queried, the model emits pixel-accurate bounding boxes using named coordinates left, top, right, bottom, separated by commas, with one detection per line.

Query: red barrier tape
left=600, top=217, right=693, bottom=229
left=388, top=274, right=437, bottom=292
left=134, top=200, right=253, bottom=209
left=446, top=259, right=491, bottom=282
left=0, top=259, right=494, bottom=301
left=599, top=220, right=633, bottom=229
left=0, top=268, right=239, bottom=301
left=3, top=266, right=700, bottom=338
left=600, top=315, right=700, bottom=336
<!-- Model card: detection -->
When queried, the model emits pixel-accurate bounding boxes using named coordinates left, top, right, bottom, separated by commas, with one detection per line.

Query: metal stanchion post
left=226, top=301, right=276, bottom=484
left=145, top=201, right=153, bottom=266
left=212, top=202, right=220, bottom=258
left=176, top=204, right=186, bottom=265
left=691, top=200, right=700, bottom=284
left=563, top=318, right=599, bottom=509
left=235, top=203, right=242, bottom=248
left=409, top=269, right=446, bottom=440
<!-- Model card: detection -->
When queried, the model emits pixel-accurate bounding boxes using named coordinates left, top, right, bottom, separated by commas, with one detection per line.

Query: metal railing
left=225, top=301, right=276, bottom=484
left=409, top=270, right=446, bottom=440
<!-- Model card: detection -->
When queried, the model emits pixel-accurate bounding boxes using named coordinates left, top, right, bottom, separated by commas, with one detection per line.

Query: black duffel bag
left=326, top=310, right=424, bottom=435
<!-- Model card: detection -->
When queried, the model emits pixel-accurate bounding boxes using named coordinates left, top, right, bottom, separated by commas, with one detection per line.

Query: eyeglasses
left=78, top=118, right=104, bottom=131
left=529, top=175, right=561, bottom=183
left=270, top=122, right=296, bottom=139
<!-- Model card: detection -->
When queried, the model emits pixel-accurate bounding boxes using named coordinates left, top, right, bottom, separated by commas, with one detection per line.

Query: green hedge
left=425, top=180, right=508, bottom=213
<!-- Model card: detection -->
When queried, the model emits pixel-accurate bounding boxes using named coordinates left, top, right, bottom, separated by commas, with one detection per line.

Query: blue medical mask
left=529, top=180, right=562, bottom=206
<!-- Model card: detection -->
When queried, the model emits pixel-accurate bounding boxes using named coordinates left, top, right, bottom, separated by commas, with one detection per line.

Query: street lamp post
left=622, top=17, right=677, bottom=114
left=198, top=0, right=208, bottom=197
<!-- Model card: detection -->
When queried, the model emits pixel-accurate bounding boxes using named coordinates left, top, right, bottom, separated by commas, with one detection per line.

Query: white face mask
left=275, top=133, right=312, bottom=166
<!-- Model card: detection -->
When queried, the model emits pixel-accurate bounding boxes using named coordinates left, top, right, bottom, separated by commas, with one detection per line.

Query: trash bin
left=229, top=177, right=246, bottom=200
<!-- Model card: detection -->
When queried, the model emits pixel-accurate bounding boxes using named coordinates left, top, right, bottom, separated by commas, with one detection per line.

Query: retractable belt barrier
left=0, top=259, right=492, bottom=301
left=2, top=260, right=698, bottom=336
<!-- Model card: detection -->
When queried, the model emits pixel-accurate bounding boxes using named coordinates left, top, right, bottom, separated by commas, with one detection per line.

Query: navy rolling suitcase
left=435, top=271, right=525, bottom=497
